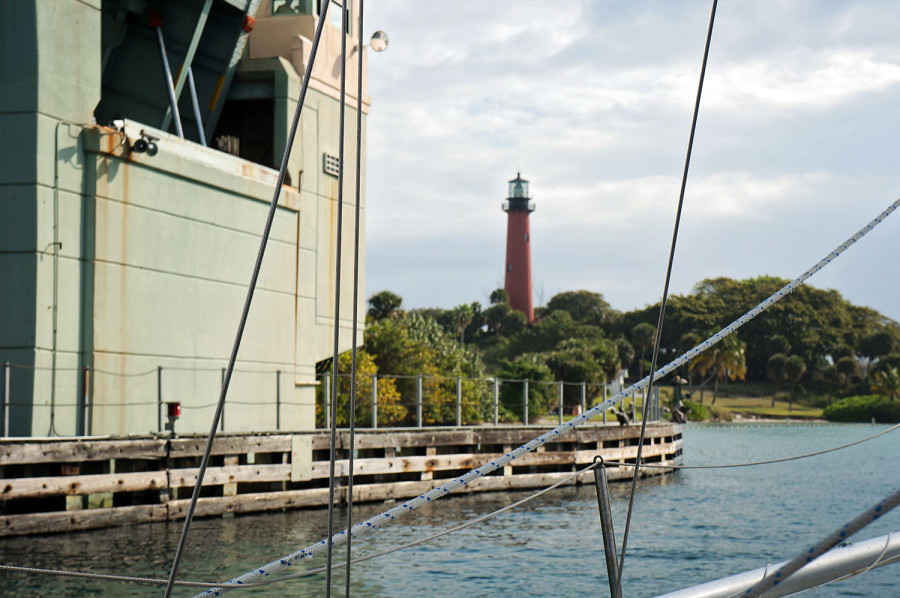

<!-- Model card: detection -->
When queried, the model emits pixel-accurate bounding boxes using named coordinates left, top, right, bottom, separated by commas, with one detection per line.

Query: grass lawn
left=706, top=395, right=823, bottom=419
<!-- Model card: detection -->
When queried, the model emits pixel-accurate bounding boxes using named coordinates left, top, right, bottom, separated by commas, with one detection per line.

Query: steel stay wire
left=4, top=424, right=899, bottom=591
left=192, top=196, right=900, bottom=597
left=0, top=461, right=603, bottom=590
left=325, top=0, right=348, bottom=592
left=594, top=421, right=900, bottom=471
left=344, top=2, right=366, bottom=596
left=160, top=2, right=334, bottom=595
left=618, top=0, right=718, bottom=591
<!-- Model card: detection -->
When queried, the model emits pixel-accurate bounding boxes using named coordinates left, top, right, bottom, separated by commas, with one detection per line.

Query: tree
left=766, top=334, right=791, bottom=356
left=860, top=331, right=895, bottom=376
left=679, top=332, right=702, bottom=387
left=836, top=356, right=859, bottom=383
left=766, top=354, right=788, bottom=407
left=317, top=350, right=405, bottom=427
left=368, top=290, right=403, bottom=321
left=871, top=367, right=900, bottom=401
left=452, top=304, right=475, bottom=348
left=615, top=338, right=635, bottom=373
left=545, top=290, right=615, bottom=327
left=690, top=333, right=747, bottom=404
left=489, top=288, right=509, bottom=305
left=830, top=344, right=855, bottom=362
left=364, top=314, right=491, bottom=425
left=495, top=355, right=555, bottom=421
left=502, top=310, right=528, bottom=336
left=483, top=302, right=512, bottom=335
left=784, top=355, right=807, bottom=412
left=631, top=322, right=656, bottom=380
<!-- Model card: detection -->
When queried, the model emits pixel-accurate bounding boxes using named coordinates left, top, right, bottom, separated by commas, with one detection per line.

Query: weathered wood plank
left=169, top=435, right=292, bottom=457
left=0, top=439, right=166, bottom=464
left=0, top=470, right=167, bottom=500
left=167, top=488, right=333, bottom=519
left=168, top=464, right=291, bottom=488
left=0, top=504, right=167, bottom=537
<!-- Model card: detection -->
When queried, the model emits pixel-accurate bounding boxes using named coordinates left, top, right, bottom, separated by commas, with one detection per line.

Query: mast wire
left=193, top=196, right=900, bottom=596
left=3, top=423, right=898, bottom=590
left=617, top=0, right=718, bottom=590
left=161, top=3, right=333, bottom=596
left=326, top=0, right=349, bottom=594
left=344, top=1, right=366, bottom=595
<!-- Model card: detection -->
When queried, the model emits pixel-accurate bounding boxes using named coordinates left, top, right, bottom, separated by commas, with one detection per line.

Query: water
left=1, top=423, right=899, bottom=597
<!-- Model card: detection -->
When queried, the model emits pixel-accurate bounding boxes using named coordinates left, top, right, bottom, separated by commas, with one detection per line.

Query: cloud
left=362, top=1, right=900, bottom=322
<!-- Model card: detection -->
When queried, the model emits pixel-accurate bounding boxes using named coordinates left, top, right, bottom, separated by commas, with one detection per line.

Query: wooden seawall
left=0, top=423, right=682, bottom=537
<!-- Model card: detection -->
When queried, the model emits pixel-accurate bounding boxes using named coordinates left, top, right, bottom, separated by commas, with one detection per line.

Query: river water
left=1, top=423, right=898, bottom=597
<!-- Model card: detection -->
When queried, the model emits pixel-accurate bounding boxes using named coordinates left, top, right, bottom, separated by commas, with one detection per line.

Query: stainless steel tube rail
left=655, top=532, right=900, bottom=598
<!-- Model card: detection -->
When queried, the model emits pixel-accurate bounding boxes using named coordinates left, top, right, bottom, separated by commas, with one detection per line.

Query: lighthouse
left=503, top=173, right=535, bottom=323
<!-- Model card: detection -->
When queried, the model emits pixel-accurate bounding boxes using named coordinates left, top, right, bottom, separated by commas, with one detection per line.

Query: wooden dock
left=0, top=423, right=682, bottom=537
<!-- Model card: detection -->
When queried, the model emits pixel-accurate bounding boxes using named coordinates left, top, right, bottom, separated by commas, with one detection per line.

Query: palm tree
left=631, top=322, right=656, bottom=379
left=691, top=333, right=746, bottom=404
left=452, top=304, right=474, bottom=349
left=871, top=367, right=900, bottom=401
left=783, top=355, right=806, bottom=412
left=766, top=353, right=788, bottom=408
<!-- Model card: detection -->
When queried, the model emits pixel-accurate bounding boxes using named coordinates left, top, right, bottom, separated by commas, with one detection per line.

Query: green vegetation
left=823, top=395, right=900, bottom=423
left=319, top=277, right=900, bottom=424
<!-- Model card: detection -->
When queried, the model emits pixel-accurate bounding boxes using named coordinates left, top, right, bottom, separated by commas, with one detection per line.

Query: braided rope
left=3, top=421, right=896, bottom=590
left=742, top=487, right=900, bottom=597
left=195, top=198, right=900, bottom=596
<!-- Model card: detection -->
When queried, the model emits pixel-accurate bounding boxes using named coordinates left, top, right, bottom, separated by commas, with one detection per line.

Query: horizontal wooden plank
left=169, top=435, right=292, bottom=457
left=0, top=439, right=166, bottom=464
left=0, top=470, right=167, bottom=500
left=167, top=488, right=333, bottom=519
left=168, top=464, right=290, bottom=488
left=0, top=504, right=167, bottom=537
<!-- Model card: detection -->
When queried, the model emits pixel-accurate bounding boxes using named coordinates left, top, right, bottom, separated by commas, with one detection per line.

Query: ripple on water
left=0, top=424, right=898, bottom=597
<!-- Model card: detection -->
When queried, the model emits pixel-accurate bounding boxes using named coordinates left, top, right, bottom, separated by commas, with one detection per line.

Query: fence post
left=523, top=379, right=529, bottom=425
left=157, top=366, right=163, bottom=433
left=581, top=381, right=586, bottom=415
left=558, top=381, right=564, bottom=425
left=493, top=378, right=499, bottom=426
left=416, top=374, right=423, bottom=428
left=275, top=370, right=281, bottom=430
left=603, top=383, right=608, bottom=424
left=82, top=366, right=91, bottom=436
left=324, top=373, right=331, bottom=430
left=371, top=374, right=378, bottom=429
left=220, top=367, right=226, bottom=432
left=3, top=362, right=9, bottom=437
left=456, top=376, right=462, bottom=427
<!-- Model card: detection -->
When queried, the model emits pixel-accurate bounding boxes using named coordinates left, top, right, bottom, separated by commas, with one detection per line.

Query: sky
left=360, top=1, right=900, bottom=323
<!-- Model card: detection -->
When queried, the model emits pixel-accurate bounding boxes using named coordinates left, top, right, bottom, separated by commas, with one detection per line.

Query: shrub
left=683, top=400, right=710, bottom=421
left=823, top=394, right=900, bottom=423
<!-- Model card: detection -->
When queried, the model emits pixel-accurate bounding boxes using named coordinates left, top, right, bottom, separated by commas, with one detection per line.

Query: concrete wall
left=0, top=0, right=367, bottom=437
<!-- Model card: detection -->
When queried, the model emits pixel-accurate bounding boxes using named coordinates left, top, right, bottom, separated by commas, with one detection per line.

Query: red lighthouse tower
left=503, top=173, right=535, bottom=323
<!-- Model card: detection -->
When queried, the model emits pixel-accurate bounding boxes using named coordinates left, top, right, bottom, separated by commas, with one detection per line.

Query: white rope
left=194, top=198, right=900, bottom=597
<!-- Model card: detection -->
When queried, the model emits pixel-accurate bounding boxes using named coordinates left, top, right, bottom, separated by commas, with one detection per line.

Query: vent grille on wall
left=323, top=153, right=340, bottom=177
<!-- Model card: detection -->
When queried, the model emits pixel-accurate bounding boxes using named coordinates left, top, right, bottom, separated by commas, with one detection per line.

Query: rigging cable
left=3, top=424, right=898, bottom=590
left=191, top=196, right=900, bottom=597
left=160, top=3, right=333, bottom=596
left=326, top=0, right=349, bottom=594
left=344, top=1, right=366, bottom=595
left=617, top=0, right=718, bottom=590
left=0, top=461, right=602, bottom=590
